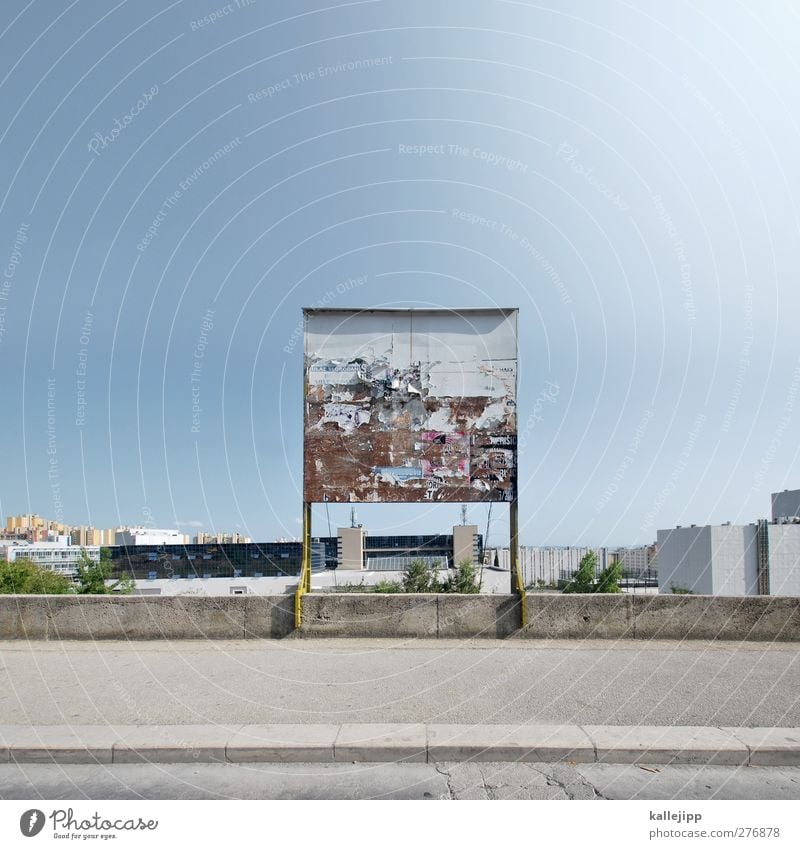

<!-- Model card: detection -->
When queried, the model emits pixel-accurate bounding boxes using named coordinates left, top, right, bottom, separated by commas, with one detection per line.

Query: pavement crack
left=477, top=765, right=496, bottom=800
left=433, top=764, right=456, bottom=800
left=543, top=771, right=572, bottom=798
left=570, top=769, right=608, bottom=800
left=539, top=763, right=608, bottom=800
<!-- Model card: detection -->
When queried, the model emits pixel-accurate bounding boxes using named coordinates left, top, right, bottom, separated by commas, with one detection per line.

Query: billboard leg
left=510, top=499, right=519, bottom=593
left=295, top=502, right=312, bottom=628
left=510, top=498, right=527, bottom=627
left=303, top=501, right=311, bottom=592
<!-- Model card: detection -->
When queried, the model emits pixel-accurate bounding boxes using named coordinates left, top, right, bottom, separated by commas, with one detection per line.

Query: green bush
left=562, top=551, right=598, bottom=593
left=562, top=551, right=623, bottom=594
left=401, top=559, right=442, bottom=593
left=336, top=581, right=373, bottom=592
left=373, top=579, right=402, bottom=593
left=0, top=558, right=74, bottom=594
left=595, top=561, right=623, bottom=593
left=441, top=560, right=481, bottom=594
left=527, top=578, right=556, bottom=591
left=75, top=547, right=134, bottom=594
left=670, top=584, right=694, bottom=595
left=336, top=558, right=483, bottom=594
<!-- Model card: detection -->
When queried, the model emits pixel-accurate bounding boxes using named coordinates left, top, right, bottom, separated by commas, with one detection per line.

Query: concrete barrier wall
left=0, top=593, right=798, bottom=640
left=522, top=594, right=634, bottom=640
left=520, top=594, right=800, bottom=641
left=0, top=596, right=295, bottom=640
left=628, top=594, right=800, bottom=642
left=299, top=594, right=438, bottom=638
left=299, top=594, right=520, bottom=638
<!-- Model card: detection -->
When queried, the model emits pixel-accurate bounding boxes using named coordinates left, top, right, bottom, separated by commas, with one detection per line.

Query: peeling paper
left=373, top=466, right=424, bottom=483
left=319, top=403, right=371, bottom=432
left=303, top=309, right=517, bottom=503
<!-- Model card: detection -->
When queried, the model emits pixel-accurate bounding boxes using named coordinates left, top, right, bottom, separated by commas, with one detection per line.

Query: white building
left=0, top=538, right=100, bottom=576
left=772, top=489, right=800, bottom=522
left=115, top=528, right=188, bottom=546
left=657, top=524, right=759, bottom=595
left=657, top=518, right=800, bottom=597
left=613, top=544, right=658, bottom=577
left=765, top=521, right=800, bottom=596
left=490, top=546, right=612, bottom=587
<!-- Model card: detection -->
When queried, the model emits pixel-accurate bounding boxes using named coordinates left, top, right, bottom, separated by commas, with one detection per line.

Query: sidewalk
left=1, top=724, right=798, bottom=765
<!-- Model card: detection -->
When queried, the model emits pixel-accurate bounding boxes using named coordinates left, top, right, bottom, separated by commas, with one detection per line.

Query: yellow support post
left=510, top=498, right=527, bottom=627
left=305, top=501, right=312, bottom=579
left=295, top=501, right=311, bottom=628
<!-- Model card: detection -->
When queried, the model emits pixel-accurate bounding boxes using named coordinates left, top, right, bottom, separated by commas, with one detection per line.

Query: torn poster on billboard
left=303, top=308, right=518, bottom=503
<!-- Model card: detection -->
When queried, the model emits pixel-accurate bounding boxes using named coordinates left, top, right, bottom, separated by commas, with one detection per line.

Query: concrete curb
left=0, top=724, right=798, bottom=766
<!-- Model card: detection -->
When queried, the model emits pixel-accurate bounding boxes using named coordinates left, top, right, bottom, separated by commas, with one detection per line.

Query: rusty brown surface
left=303, top=358, right=517, bottom=503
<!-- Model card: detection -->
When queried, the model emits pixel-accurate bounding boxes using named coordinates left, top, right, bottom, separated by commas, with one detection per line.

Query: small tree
left=75, top=547, right=134, bottom=595
left=563, top=551, right=597, bottom=593
left=441, top=560, right=481, bottom=594
left=0, top=558, right=73, bottom=594
left=595, top=561, right=623, bottom=593
left=493, top=551, right=500, bottom=569
left=401, top=558, right=440, bottom=593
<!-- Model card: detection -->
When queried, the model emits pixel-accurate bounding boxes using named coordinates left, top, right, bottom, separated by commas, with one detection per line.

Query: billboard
left=303, top=308, right=518, bottom=503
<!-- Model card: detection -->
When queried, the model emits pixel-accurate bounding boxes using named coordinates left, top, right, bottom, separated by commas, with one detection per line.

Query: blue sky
left=1, top=0, right=798, bottom=547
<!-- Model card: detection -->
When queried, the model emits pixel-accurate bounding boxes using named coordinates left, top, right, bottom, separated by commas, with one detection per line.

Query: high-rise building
left=772, top=489, right=800, bottom=522
left=5, top=514, right=111, bottom=546
left=194, top=532, right=252, bottom=544
left=491, top=546, right=612, bottom=587
left=71, top=526, right=105, bottom=546
left=613, top=544, right=658, bottom=577
left=101, top=529, right=118, bottom=546
left=6, top=514, right=45, bottom=531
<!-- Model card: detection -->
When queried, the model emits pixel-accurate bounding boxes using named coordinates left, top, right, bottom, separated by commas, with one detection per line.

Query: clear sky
left=1, top=0, right=798, bottom=547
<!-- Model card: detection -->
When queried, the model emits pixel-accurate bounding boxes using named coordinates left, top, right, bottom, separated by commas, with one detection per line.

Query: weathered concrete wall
left=519, top=594, right=800, bottom=642
left=437, top=595, right=520, bottom=639
left=522, top=594, right=634, bottom=639
left=299, top=594, right=438, bottom=638
left=243, top=596, right=296, bottom=639
left=298, top=594, right=520, bottom=639
left=0, top=593, right=798, bottom=641
left=301, top=593, right=799, bottom=640
left=629, top=594, right=800, bottom=641
left=0, top=595, right=295, bottom=640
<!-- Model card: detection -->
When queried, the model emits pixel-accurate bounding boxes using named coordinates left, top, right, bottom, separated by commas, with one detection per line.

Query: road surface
left=1, top=638, right=797, bottom=727
left=0, top=761, right=798, bottom=800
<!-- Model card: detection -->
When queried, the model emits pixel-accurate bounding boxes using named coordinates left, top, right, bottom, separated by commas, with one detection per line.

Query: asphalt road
left=0, top=761, right=798, bottom=800
left=1, top=638, right=798, bottom=727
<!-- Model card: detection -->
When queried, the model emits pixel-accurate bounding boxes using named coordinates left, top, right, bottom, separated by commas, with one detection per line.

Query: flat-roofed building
left=0, top=539, right=99, bottom=577
left=657, top=524, right=759, bottom=595
left=772, top=489, right=800, bottom=522
left=656, top=520, right=800, bottom=597
left=115, top=528, right=188, bottom=546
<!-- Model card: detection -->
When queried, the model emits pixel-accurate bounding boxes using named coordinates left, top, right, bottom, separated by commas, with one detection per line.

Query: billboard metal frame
left=297, top=308, right=524, bottom=624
